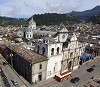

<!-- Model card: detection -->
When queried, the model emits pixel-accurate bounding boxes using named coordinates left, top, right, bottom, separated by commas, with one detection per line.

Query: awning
left=80, top=53, right=91, bottom=60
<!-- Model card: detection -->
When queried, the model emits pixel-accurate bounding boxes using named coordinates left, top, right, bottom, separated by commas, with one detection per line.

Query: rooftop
left=8, top=44, right=48, bottom=64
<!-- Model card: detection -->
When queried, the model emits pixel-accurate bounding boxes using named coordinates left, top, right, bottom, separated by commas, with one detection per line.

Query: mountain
left=89, top=14, right=100, bottom=24
left=69, top=5, right=100, bottom=21
left=1, top=6, right=100, bottom=26
left=0, top=16, right=28, bottom=27
left=0, top=13, right=78, bottom=26
left=30, top=13, right=78, bottom=26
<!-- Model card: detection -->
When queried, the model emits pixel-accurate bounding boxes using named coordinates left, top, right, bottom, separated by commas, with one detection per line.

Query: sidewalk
left=0, top=75, right=2, bottom=87
left=33, top=78, right=58, bottom=87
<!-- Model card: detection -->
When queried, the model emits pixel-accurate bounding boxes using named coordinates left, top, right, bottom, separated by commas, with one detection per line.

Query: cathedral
left=15, top=18, right=86, bottom=83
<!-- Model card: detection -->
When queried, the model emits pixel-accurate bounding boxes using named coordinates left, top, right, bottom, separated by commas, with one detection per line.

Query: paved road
left=33, top=56, right=100, bottom=87
left=0, top=54, right=28, bottom=87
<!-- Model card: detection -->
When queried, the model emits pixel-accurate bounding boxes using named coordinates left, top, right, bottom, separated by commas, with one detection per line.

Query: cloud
left=0, top=0, right=100, bottom=18
left=46, top=0, right=83, bottom=13
left=46, top=2, right=63, bottom=13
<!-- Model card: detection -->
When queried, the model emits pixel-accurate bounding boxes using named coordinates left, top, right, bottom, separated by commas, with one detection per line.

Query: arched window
left=57, top=47, right=59, bottom=54
left=27, top=35, right=29, bottom=37
left=51, top=48, right=54, bottom=55
left=30, top=35, right=31, bottom=38
left=42, top=47, right=45, bottom=55
left=70, top=52, right=73, bottom=57
left=43, top=40, right=45, bottom=43
left=75, top=49, right=76, bottom=52
left=37, top=46, right=39, bottom=53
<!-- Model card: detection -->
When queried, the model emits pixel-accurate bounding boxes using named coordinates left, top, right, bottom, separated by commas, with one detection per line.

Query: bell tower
left=57, top=23, right=69, bottom=42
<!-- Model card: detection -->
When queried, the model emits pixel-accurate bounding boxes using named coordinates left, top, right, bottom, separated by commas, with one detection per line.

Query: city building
left=6, top=44, right=48, bottom=84
left=4, top=18, right=87, bottom=84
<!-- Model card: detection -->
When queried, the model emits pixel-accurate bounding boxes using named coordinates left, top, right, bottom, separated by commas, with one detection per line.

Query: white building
left=34, top=37, right=63, bottom=79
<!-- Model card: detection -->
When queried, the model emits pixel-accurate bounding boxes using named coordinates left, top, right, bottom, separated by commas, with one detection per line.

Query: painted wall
left=32, top=61, right=47, bottom=83
left=46, top=54, right=63, bottom=79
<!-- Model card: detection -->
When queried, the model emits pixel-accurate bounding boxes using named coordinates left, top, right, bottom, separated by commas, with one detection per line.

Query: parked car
left=11, top=79, right=18, bottom=86
left=1, top=72, right=5, bottom=77
left=3, top=62, right=8, bottom=66
left=70, top=77, right=80, bottom=83
left=86, top=67, right=94, bottom=72
left=4, top=80, right=9, bottom=86
left=2, top=75, right=7, bottom=80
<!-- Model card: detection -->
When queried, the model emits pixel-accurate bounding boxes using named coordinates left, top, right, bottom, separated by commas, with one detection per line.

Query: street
left=0, top=54, right=30, bottom=87
left=0, top=53, right=100, bottom=87
left=33, top=56, right=100, bottom=87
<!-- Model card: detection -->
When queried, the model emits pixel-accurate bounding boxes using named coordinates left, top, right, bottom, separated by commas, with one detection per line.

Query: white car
left=11, top=79, right=18, bottom=86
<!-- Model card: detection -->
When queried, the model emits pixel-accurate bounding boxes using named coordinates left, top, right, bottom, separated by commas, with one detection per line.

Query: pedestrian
left=91, top=76, right=94, bottom=79
left=92, top=65, right=95, bottom=67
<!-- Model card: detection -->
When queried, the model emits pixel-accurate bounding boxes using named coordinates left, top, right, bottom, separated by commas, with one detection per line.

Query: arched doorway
left=68, top=61, right=72, bottom=71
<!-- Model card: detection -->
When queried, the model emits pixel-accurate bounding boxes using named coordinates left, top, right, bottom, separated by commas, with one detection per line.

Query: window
left=63, top=64, right=67, bottom=70
left=57, top=47, right=59, bottom=54
left=70, top=52, right=73, bottom=57
left=75, top=49, right=76, bottom=52
left=27, top=35, right=28, bottom=37
left=54, top=62, right=58, bottom=72
left=21, top=59, right=23, bottom=64
left=38, top=73, right=42, bottom=81
left=54, top=67, right=55, bottom=72
left=39, top=64, right=42, bottom=69
left=28, top=64, right=30, bottom=70
left=43, top=40, right=45, bottom=43
left=42, top=47, right=45, bottom=55
left=51, top=48, right=54, bottom=55
left=37, top=46, right=39, bottom=53
left=48, top=71, right=51, bottom=76
left=25, top=72, right=27, bottom=78
left=19, top=57, right=20, bottom=62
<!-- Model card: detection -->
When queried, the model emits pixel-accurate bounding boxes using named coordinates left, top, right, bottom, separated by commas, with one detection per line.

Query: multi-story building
left=7, top=44, right=48, bottom=84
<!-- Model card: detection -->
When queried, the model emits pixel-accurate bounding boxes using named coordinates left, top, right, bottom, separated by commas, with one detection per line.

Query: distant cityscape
left=0, top=5, right=100, bottom=87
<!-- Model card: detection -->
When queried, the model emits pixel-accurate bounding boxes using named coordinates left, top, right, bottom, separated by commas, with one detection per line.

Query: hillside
left=69, top=5, right=100, bottom=21
left=30, top=13, right=78, bottom=25
left=0, top=16, right=28, bottom=27
left=0, top=14, right=78, bottom=26
left=89, top=14, right=100, bottom=24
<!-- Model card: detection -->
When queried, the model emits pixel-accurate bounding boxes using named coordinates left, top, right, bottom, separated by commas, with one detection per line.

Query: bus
left=54, top=71, right=72, bottom=82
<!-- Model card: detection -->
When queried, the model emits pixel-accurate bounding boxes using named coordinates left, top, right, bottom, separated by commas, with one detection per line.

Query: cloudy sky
left=0, top=0, right=100, bottom=18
